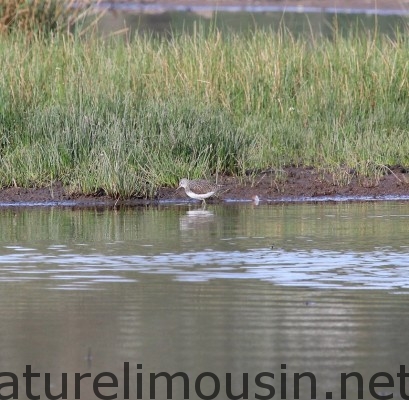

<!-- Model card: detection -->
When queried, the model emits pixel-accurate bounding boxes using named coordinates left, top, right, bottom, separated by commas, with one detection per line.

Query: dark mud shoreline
left=1, top=167, right=409, bottom=206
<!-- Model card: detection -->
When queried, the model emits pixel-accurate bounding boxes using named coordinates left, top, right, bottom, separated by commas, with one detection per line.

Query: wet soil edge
left=1, top=166, right=409, bottom=206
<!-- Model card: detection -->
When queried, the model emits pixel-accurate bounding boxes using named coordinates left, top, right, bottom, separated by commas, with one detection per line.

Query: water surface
left=95, top=9, right=409, bottom=38
left=0, top=202, right=408, bottom=399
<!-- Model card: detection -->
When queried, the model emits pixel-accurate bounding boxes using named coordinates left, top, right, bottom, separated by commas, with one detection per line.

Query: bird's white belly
left=185, top=190, right=215, bottom=200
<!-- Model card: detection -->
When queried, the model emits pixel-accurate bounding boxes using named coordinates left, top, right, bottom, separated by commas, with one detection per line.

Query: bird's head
left=177, top=178, right=188, bottom=190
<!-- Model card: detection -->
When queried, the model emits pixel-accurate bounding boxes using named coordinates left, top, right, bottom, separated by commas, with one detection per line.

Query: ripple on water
left=0, top=245, right=408, bottom=290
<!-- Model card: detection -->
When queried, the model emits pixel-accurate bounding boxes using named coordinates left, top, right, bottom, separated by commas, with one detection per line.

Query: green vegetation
left=0, top=20, right=408, bottom=198
left=0, top=0, right=98, bottom=34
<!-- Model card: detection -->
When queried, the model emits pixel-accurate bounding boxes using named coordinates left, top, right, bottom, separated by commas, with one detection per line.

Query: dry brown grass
left=0, top=0, right=98, bottom=34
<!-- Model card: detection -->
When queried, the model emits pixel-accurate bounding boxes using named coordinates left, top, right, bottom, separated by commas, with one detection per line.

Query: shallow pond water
left=95, top=8, right=409, bottom=39
left=0, top=202, right=409, bottom=399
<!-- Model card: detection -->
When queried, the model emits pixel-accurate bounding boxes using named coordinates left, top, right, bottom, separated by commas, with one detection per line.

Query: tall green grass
left=0, top=25, right=408, bottom=198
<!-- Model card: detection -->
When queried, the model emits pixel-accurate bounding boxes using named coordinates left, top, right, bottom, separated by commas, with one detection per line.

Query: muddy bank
left=1, top=167, right=409, bottom=206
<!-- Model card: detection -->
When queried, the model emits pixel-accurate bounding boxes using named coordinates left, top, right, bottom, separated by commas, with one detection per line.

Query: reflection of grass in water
left=0, top=23, right=408, bottom=198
